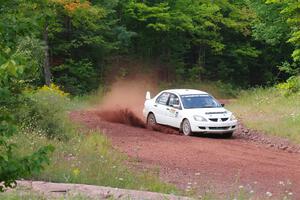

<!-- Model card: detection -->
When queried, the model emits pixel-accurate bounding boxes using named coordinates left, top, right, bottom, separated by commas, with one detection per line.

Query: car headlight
left=193, top=115, right=207, bottom=122
left=230, top=114, right=236, bottom=121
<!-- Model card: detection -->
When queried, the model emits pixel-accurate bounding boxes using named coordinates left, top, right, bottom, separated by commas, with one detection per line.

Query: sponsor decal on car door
left=153, top=92, right=170, bottom=125
left=166, top=94, right=182, bottom=128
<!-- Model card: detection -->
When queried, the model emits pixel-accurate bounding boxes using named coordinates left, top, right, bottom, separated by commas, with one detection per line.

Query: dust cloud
left=97, top=76, right=157, bottom=118
left=94, top=76, right=154, bottom=127
left=94, top=77, right=180, bottom=135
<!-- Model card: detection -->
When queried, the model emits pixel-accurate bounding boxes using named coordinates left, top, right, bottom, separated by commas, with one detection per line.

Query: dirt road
left=71, top=110, right=300, bottom=199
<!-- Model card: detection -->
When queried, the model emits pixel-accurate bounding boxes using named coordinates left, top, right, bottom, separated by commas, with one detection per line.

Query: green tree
left=1, top=0, right=116, bottom=93
left=121, top=0, right=265, bottom=85
left=1, top=0, right=299, bottom=90
left=0, top=46, right=54, bottom=192
left=266, top=0, right=300, bottom=62
left=49, top=0, right=116, bottom=94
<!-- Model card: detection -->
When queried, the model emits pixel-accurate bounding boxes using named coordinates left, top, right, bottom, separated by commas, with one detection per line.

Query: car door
left=165, top=93, right=182, bottom=128
left=152, top=92, right=170, bottom=125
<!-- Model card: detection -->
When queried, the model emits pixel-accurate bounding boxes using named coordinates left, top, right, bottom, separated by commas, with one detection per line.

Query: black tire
left=222, top=131, right=233, bottom=138
left=182, top=119, right=192, bottom=136
left=147, top=113, right=156, bottom=130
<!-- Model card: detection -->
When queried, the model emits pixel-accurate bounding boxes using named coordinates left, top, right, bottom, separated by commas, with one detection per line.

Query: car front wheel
left=147, top=113, right=156, bottom=130
left=182, top=119, right=192, bottom=136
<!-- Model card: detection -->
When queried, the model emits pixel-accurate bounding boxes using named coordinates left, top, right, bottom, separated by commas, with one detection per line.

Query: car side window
left=168, top=94, right=181, bottom=108
left=156, top=92, right=170, bottom=105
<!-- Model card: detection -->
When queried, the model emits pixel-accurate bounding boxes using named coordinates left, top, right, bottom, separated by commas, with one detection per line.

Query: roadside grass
left=15, top=130, right=178, bottom=194
left=70, top=86, right=107, bottom=109
left=158, top=80, right=238, bottom=99
left=13, top=85, right=179, bottom=195
left=228, top=87, right=300, bottom=143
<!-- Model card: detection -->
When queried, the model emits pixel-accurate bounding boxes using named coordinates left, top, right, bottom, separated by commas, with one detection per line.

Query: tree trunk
left=43, top=24, right=51, bottom=86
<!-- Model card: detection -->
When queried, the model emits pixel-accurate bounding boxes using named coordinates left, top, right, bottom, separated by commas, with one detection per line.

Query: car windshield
left=180, top=94, right=221, bottom=109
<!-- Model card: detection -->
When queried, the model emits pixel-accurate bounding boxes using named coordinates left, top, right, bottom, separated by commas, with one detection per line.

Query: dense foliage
left=1, top=0, right=299, bottom=94
left=0, top=45, right=54, bottom=191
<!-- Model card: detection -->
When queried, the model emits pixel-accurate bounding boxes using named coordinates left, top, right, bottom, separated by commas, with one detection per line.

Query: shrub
left=19, top=84, right=74, bottom=140
left=276, top=76, right=300, bottom=96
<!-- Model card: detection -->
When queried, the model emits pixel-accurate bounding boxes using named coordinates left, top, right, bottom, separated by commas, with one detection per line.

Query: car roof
left=162, top=89, right=208, bottom=96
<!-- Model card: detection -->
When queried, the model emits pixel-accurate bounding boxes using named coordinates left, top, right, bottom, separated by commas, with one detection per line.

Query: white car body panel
left=143, top=89, right=238, bottom=134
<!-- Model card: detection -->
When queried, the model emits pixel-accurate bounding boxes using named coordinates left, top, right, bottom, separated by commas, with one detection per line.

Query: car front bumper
left=190, top=120, right=237, bottom=134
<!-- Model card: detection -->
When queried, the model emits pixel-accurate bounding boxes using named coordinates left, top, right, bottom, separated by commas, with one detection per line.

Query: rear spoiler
left=145, top=91, right=151, bottom=100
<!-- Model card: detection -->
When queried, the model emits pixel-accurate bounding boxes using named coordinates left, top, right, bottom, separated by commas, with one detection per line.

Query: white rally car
left=143, top=89, right=237, bottom=137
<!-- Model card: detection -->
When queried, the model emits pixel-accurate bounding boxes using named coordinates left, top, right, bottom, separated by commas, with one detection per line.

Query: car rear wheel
left=182, top=119, right=192, bottom=136
left=147, top=113, right=156, bottom=130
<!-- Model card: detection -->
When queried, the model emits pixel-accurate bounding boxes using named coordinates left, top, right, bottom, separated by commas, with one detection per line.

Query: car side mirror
left=146, top=91, right=151, bottom=100
left=172, top=104, right=181, bottom=109
left=221, top=103, right=225, bottom=107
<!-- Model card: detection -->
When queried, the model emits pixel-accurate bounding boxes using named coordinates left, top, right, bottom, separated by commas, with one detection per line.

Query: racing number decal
left=169, top=108, right=179, bottom=118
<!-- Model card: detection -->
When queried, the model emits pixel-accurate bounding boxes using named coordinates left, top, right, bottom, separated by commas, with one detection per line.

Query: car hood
left=184, top=107, right=231, bottom=117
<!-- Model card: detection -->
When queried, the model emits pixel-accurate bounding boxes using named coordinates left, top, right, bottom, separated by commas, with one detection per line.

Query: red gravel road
left=71, top=110, right=300, bottom=199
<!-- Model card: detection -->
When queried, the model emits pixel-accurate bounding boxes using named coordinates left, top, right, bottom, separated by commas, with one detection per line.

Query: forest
left=1, top=0, right=300, bottom=94
left=1, top=0, right=300, bottom=196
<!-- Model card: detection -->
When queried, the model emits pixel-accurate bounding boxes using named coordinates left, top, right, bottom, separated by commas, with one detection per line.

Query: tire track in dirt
left=71, top=110, right=300, bottom=199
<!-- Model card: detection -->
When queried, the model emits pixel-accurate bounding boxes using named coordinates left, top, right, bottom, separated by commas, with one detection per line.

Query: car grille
left=209, top=118, right=229, bottom=122
left=209, top=126, right=230, bottom=130
left=209, top=118, right=218, bottom=122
